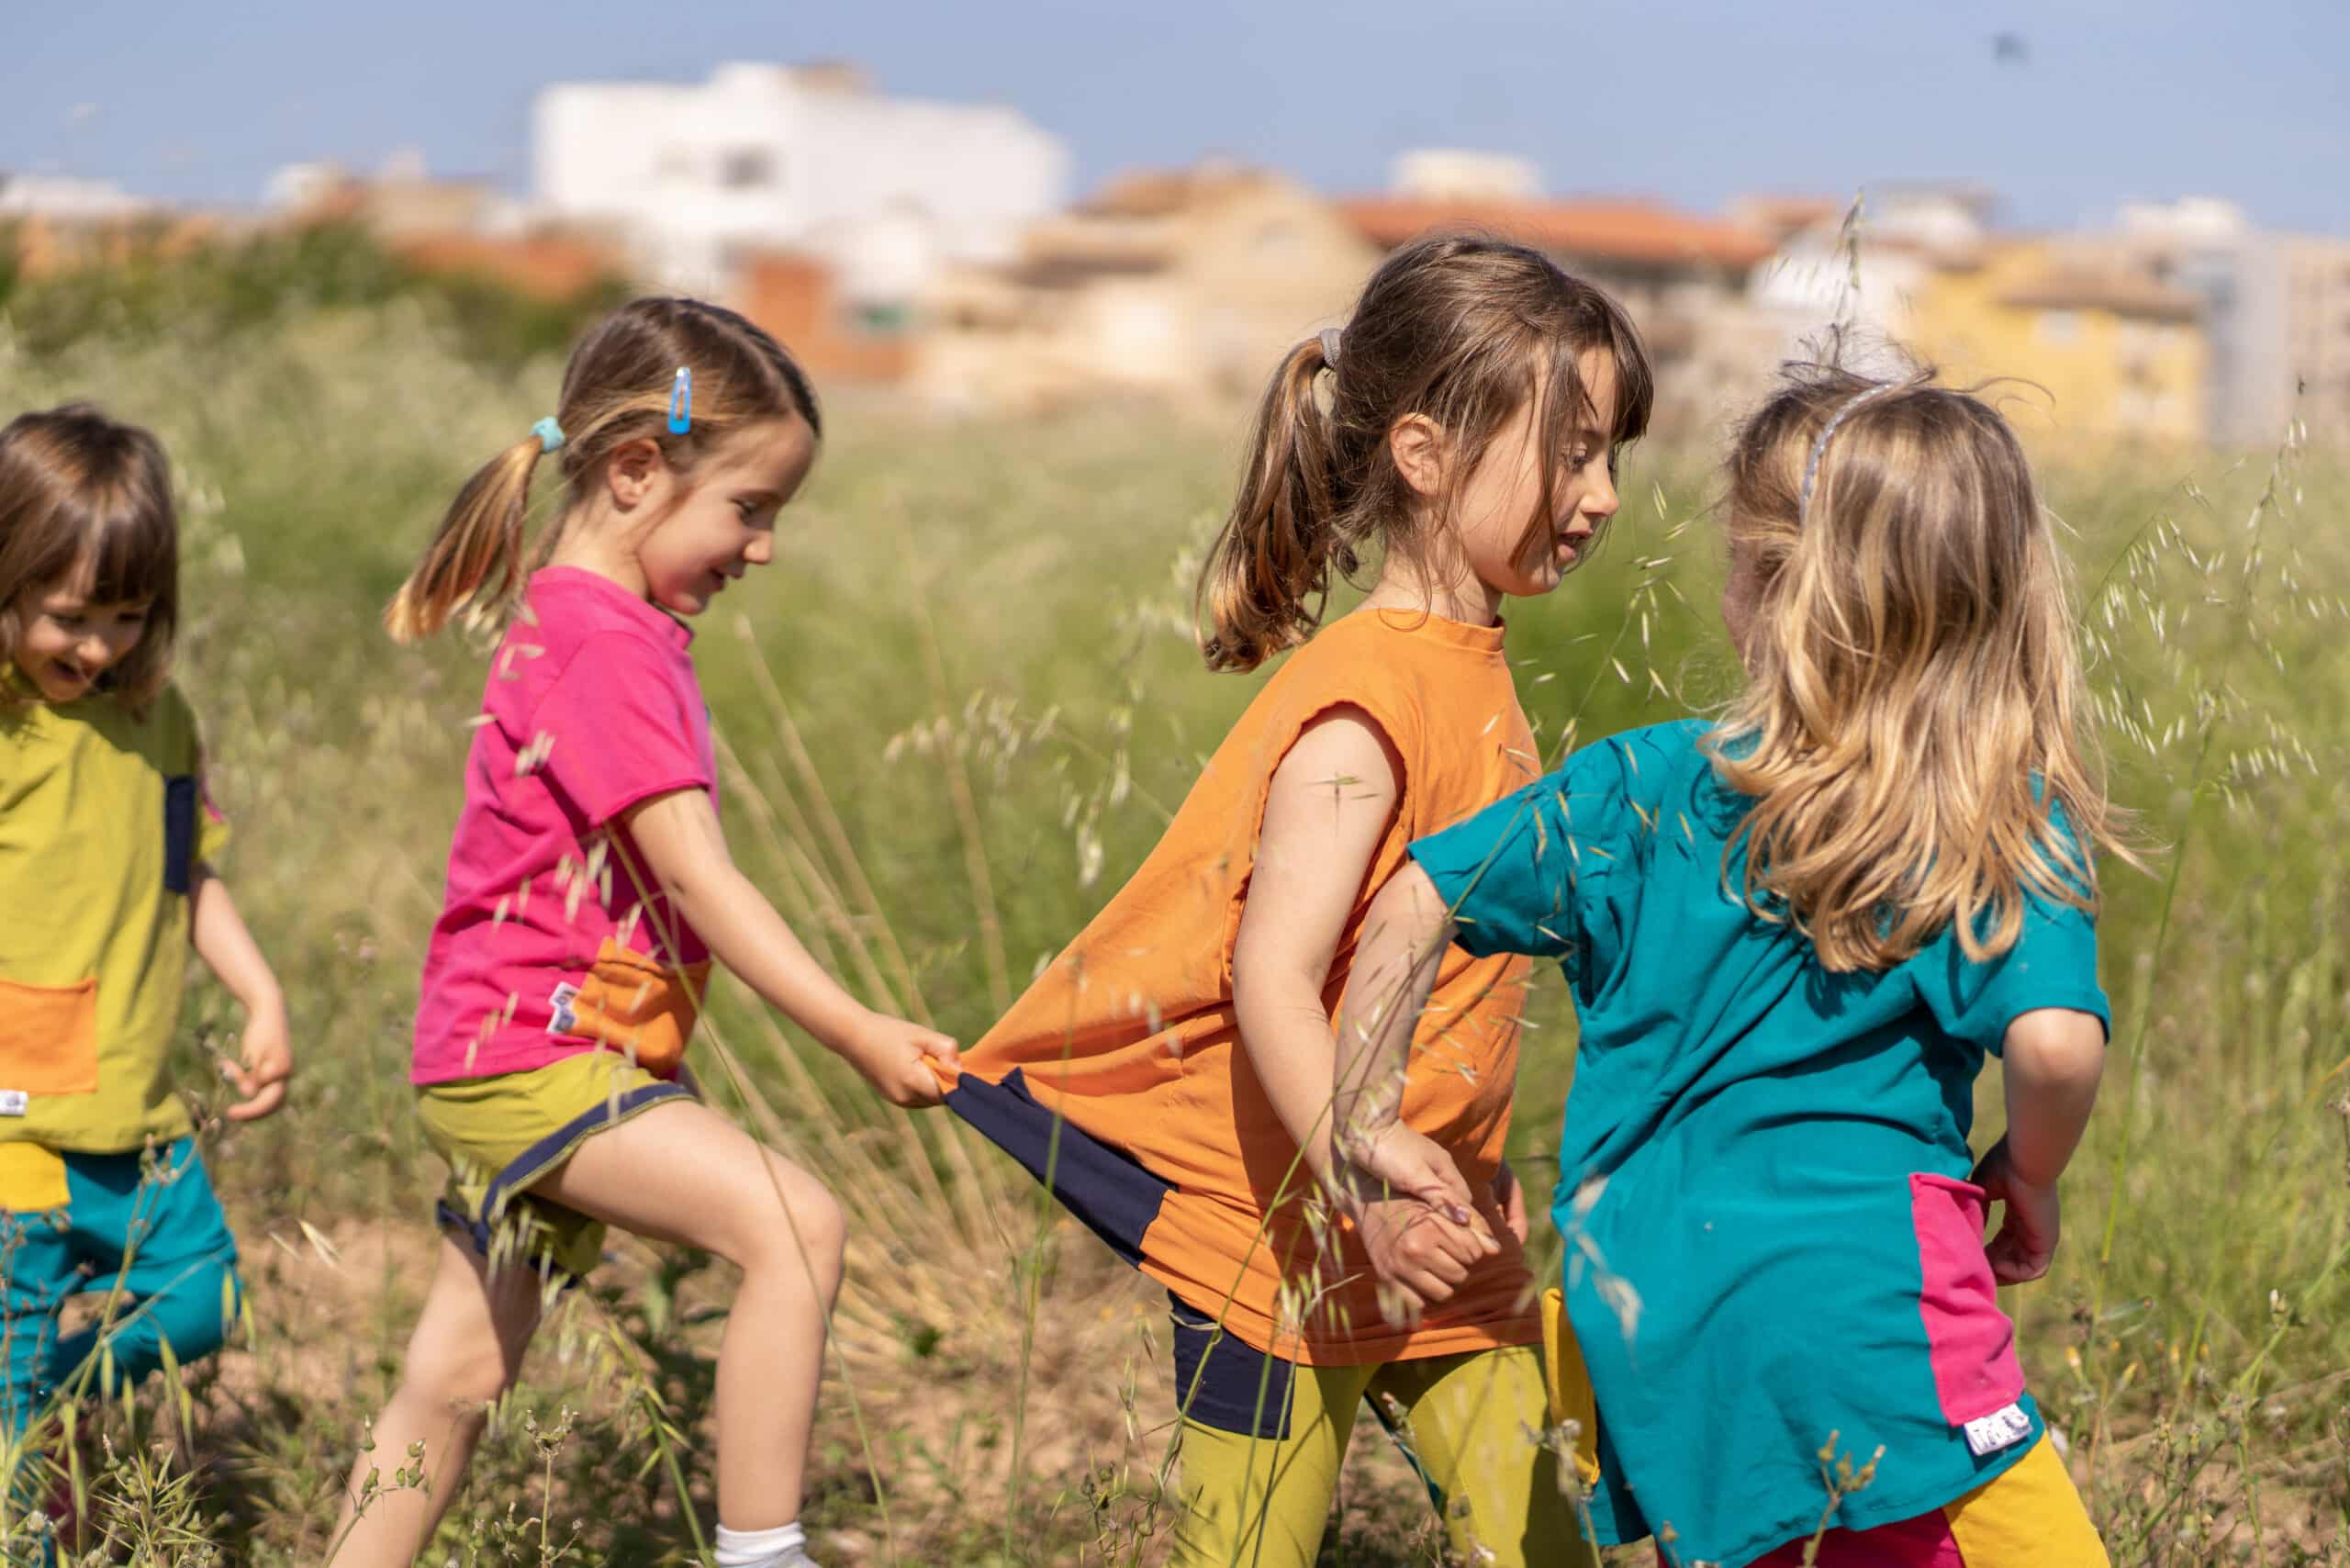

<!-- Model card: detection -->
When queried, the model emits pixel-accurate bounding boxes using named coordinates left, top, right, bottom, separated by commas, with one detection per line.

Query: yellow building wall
left=1905, top=241, right=2208, bottom=447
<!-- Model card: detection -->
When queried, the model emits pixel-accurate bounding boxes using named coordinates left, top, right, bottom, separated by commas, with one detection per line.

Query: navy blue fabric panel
left=946, top=1067, right=1172, bottom=1268
left=162, top=776, right=197, bottom=895
left=1169, top=1295, right=1295, bottom=1439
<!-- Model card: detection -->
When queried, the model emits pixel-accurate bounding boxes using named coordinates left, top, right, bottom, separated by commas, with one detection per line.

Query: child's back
left=1416, top=716, right=2102, bottom=1561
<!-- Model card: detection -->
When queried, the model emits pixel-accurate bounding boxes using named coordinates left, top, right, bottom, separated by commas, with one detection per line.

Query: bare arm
left=1231, top=711, right=1494, bottom=1322
left=621, top=788, right=958, bottom=1107
left=189, top=867, right=291, bottom=1121
left=1972, top=1006, right=2107, bottom=1283
left=1330, top=861, right=1455, bottom=1158
left=1231, top=710, right=1401, bottom=1184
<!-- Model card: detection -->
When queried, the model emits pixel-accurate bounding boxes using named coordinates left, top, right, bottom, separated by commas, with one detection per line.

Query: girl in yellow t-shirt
left=0, top=405, right=291, bottom=1525
left=942, top=235, right=1653, bottom=1568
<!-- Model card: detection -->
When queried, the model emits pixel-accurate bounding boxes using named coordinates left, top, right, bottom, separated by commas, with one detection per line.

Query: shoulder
left=1561, top=720, right=1709, bottom=802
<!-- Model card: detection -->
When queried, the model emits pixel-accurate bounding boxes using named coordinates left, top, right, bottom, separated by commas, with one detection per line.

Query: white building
left=0, top=174, right=151, bottom=221
left=533, top=62, right=1071, bottom=302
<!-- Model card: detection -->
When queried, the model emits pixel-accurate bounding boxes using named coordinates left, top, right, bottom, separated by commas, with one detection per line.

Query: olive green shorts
left=416, top=1051, right=694, bottom=1283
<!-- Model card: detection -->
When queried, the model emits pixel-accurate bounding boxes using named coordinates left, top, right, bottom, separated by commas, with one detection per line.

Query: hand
left=842, top=1012, right=961, bottom=1108
left=222, top=996, right=293, bottom=1122
left=1352, top=1194, right=1496, bottom=1327
left=1338, top=1122, right=1482, bottom=1227
left=1972, top=1137, right=2061, bottom=1284
left=1493, top=1159, right=1529, bottom=1246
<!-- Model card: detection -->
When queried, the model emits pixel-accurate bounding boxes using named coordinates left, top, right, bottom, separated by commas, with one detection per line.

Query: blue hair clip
left=531, top=416, right=566, bottom=454
left=667, top=367, right=693, bottom=435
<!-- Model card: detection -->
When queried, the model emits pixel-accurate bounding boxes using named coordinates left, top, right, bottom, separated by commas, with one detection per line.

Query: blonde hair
left=1707, top=352, right=2133, bottom=972
left=387, top=297, right=821, bottom=642
left=0, top=403, right=179, bottom=711
left=1196, top=232, right=1654, bottom=673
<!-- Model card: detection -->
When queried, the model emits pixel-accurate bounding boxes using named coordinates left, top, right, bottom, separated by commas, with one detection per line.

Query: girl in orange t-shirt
left=943, top=233, right=1654, bottom=1568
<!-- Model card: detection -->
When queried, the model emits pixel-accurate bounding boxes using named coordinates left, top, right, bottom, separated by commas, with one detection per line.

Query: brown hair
left=1197, top=231, right=1654, bottom=672
left=0, top=403, right=179, bottom=710
left=387, top=297, right=822, bottom=642
left=1707, top=349, right=2135, bottom=971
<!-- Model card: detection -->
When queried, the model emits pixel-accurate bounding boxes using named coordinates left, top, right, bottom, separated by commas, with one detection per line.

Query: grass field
left=1, top=293, right=2345, bottom=1565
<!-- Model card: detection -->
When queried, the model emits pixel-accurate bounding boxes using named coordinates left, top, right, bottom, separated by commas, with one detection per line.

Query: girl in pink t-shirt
left=329, top=298, right=957, bottom=1568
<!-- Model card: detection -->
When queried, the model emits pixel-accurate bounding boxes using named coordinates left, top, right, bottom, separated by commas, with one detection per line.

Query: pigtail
left=385, top=438, right=548, bottom=644
left=1196, top=336, right=1345, bottom=673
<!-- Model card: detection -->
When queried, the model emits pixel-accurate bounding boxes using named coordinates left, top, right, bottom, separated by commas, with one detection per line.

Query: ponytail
left=385, top=437, right=549, bottom=643
left=1197, top=336, right=1347, bottom=673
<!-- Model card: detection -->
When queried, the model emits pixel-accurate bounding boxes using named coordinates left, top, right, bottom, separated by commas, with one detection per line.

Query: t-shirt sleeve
left=1407, top=737, right=1635, bottom=991
left=530, top=633, right=713, bottom=828
left=1918, top=817, right=2111, bottom=1054
left=162, top=685, right=231, bottom=865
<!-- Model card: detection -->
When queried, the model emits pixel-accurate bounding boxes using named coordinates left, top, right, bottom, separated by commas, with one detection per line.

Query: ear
left=1387, top=414, right=1449, bottom=501
left=602, top=437, right=669, bottom=513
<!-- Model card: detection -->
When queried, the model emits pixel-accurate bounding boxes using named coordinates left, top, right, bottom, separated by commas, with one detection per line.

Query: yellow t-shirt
left=0, top=678, right=229, bottom=1151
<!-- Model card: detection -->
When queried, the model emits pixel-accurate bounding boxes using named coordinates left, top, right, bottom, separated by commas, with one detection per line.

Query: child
left=0, top=406, right=291, bottom=1495
left=942, top=234, right=1653, bottom=1568
left=327, top=298, right=957, bottom=1568
left=1339, top=357, right=2128, bottom=1566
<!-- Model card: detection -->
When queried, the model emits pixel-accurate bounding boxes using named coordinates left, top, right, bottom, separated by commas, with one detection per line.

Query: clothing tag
left=1963, top=1402, right=2033, bottom=1457
left=547, top=983, right=582, bottom=1036
left=0, top=1091, right=27, bottom=1117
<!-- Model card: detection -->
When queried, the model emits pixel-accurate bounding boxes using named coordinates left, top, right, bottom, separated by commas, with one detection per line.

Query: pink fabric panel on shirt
left=1909, top=1172, right=2028, bottom=1426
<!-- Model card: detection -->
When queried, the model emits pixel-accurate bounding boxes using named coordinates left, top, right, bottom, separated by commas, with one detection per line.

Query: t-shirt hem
left=0, top=1114, right=197, bottom=1155
left=411, top=1037, right=675, bottom=1087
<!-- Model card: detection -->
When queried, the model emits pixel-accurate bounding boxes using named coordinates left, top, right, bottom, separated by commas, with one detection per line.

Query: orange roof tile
left=1339, top=196, right=1777, bottom=270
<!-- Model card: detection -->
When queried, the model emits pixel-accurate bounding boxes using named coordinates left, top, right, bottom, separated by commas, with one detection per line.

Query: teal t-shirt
left=1410, top=720, right=2109, bottom=1565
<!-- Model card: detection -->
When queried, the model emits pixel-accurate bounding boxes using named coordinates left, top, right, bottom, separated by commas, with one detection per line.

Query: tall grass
left=0, top=295, right=2342, bottom=1564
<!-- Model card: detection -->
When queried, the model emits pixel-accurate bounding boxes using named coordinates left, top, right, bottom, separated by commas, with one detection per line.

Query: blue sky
left=7, top=0, right=2345, bottom=234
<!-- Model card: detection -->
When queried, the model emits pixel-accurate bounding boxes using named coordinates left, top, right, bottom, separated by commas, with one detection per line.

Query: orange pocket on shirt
left=0, top=976, right=101, bottom=1098
left=568, top=939, right=711, bottom=1079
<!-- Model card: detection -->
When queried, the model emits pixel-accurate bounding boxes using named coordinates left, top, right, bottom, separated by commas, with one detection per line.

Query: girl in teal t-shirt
left=1335, top=358, right=2132, bottom=1566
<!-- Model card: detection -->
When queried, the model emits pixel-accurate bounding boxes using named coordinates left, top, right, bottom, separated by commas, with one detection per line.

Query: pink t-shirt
left=410, top=567, right=718, bottom=1086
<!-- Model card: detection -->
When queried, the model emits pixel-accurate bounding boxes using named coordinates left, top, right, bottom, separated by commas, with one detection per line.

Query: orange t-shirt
left=947, top=608, right=1543, bottom=1364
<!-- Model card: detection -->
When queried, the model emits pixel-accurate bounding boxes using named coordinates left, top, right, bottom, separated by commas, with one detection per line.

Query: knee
left=733, top=1173, right=845, bottom=1286
left=151, top=1255, right=240, bottom=1365
left=401, top=1328, right=522, bottom=1417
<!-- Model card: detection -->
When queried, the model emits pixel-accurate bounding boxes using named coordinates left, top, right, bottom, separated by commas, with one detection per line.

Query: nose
left=1583, top=465, right=1620, bottom=522
left=743, top=534, right=774, bottom=568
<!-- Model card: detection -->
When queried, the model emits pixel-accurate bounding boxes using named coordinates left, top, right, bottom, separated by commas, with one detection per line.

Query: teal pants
left=0, top=1137, right=241, bottom=1434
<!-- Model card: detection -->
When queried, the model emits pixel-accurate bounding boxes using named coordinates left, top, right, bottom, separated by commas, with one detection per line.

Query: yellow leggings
left=1168, top=1326, right=1595, bottom=1568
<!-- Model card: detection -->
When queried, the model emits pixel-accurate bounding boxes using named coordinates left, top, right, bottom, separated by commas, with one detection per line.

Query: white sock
left=714, top=1520, right=813, bottom=1568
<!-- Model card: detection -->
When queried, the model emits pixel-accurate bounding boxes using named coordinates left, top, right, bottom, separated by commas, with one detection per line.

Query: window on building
left=2037, top=310, right=2080, bottom=345
left=718, top=149, right=778, bottom=190
left=855, top=302, right=912, bottom=336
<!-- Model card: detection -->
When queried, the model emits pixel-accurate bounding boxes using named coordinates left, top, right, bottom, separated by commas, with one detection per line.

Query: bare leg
left=326, top=1234, right=545, bottom=1566
left=538, top=1099, right=845, bottom=1530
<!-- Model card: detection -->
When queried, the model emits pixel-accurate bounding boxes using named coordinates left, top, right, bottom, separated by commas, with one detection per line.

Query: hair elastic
left=667, top=367, right=693, bottom=434
left=1317, top=327, right=1344, bottom=368
left=1798, top=384, right=1899, bottom=521
left=531, top=416, right=566, bottom=454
